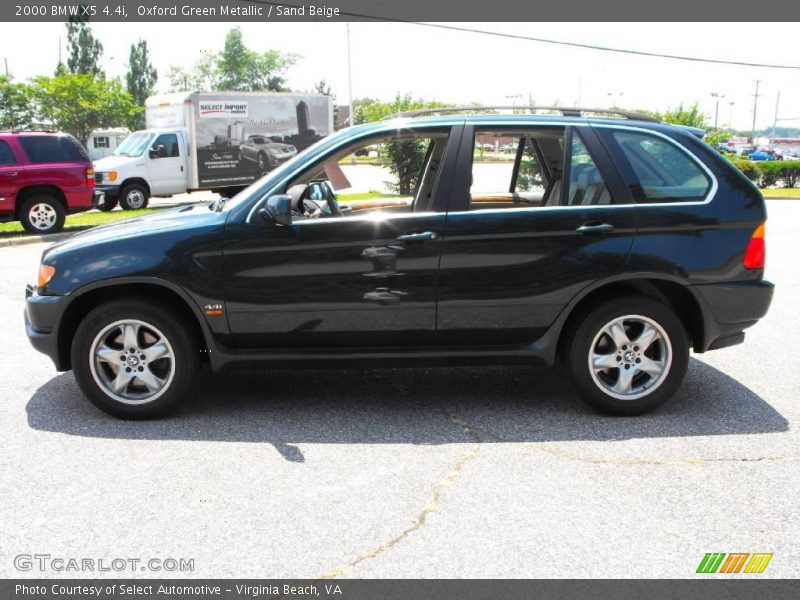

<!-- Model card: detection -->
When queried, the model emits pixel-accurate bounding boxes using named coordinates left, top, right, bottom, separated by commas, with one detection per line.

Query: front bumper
left=692, top=280, right=774, bottom=351
left=95, top=184, right=121, bottom=202
left=25, top=284, right=69, bottom=371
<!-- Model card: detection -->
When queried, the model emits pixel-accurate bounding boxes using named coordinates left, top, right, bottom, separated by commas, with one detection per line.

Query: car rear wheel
left=565, top=297, right=689, bottom=416
left=19, top=194, right=66, bottom=234
left=119, top=183, right=149, bottom=210
left=71, top=300, right=200, bottom=419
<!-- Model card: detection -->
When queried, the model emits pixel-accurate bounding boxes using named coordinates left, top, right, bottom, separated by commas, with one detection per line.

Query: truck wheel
left=565, top=296, right=689, bottom=416
left=96, top=198, right=118, bottom=212
left=20, top=194, right=66, bottom=234
left=119, top=183, right=149, bottom=210
left=71, top=299, right=200, bottom=419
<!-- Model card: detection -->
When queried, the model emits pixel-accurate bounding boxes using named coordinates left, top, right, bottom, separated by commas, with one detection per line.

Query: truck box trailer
left=93, top=91, right=333, bottom=210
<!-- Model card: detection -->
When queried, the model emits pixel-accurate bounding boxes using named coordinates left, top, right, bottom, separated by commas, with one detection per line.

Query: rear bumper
left=25, top=284, right=69, bottom=371
left=692, top=280, right=774, bottom=352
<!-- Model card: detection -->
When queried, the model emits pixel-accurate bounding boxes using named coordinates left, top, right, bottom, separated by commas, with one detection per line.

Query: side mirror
left=260, top=194, right=292, bottom=226
left=149, top=144, right=166, bottom=159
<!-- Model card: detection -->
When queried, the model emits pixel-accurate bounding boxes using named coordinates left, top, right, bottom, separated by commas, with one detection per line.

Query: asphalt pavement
left=0, top=200, right=798, bottom=578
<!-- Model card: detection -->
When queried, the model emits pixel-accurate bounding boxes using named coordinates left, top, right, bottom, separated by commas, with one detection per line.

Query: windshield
left=114, top=132, right=153, bottom=157
left=218, top=128, right=358, bottom=212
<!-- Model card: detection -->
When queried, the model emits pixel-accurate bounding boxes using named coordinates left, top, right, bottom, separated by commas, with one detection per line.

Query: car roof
left=347, top=114, right=705, bottom=139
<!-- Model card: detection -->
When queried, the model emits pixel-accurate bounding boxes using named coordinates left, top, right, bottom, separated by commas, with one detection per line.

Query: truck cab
left=93, top=128, right=189, bottom=210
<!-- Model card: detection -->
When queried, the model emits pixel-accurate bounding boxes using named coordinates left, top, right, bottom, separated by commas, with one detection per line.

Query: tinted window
left=567, top=131, right=611, bottom=206
left=18, top=135, right=89, bottom=164
left=0, top=141, right=15, bottom=166
left=612, top=131, right=710, bottom=203
left=152, top=134, right=179, bottom=158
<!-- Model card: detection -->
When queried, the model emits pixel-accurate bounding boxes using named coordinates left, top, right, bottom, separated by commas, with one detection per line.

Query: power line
left=238, top=1, right=800, bottom=71
left=410, top=23, right=800, bottom=71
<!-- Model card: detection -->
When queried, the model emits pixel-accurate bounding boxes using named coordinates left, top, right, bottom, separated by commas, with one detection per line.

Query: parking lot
left=0, top=199, right=798, bottom=579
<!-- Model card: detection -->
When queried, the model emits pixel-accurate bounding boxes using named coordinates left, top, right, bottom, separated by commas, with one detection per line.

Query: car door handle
left=576, top=223, right=615, bottom=235
left=396, top=231, right=438, bottom=243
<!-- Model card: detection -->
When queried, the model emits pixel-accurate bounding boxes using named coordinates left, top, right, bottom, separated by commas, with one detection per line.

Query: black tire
left=96, top=197, right=118, bottom=212
left=257, top=152, right=269, bottom=174
left=19, top=194, right=66, bottom=234
left=71, top=299, right=200, bottom=419
left=118, top=183, right=149, bottom=210
left=565, top=296, right=689, bottom=416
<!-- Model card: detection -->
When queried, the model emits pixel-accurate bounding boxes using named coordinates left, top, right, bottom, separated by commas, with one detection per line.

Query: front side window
left=567, top=131, right=612, bottom=206
left=611, top=131, right=710, bottom=203
left=152, top=134, right=179, bottom=158
left=286, top=130, right=451, bottom=218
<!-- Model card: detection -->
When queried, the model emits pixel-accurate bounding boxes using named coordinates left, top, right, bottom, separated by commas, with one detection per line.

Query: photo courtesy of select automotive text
left=1, top=1, right=800, bottom=598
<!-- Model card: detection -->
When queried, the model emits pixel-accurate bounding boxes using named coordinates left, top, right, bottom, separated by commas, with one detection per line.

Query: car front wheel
left=119, top=183, right=149, bottom=210
left=71, top=300, right=200, bottom=419
left=566, top=297, right=689, bottom=416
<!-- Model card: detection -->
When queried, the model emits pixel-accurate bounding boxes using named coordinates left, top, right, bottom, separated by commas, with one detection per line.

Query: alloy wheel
left=28, top=203, right=57, bottom=231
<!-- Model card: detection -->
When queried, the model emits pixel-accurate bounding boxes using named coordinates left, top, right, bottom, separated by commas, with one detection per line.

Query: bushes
left=727, top=158, right=800, bottom=188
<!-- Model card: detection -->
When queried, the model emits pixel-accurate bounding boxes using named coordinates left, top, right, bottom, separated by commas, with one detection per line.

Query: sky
left=2, top=21, right=799, bottom=132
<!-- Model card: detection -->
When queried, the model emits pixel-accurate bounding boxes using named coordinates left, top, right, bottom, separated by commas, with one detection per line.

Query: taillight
left=86, top=168, right=95, bottom=189
left=743, top=222, right=766, bottom=269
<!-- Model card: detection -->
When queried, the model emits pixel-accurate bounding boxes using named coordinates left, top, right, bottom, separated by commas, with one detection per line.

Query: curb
left=0, top=227, right=90, bottom=249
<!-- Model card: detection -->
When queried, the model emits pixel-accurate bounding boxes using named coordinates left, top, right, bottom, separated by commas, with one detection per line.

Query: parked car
left=239, top=134, right=297, bottom=174
left=0, top=131, right=96, bottom=234
left=25, top=107, right=773, bottom=419
left=748, top=149, right=781, bottom=161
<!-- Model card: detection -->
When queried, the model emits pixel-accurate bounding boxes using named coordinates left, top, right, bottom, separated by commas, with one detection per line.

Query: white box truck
left=93, top=91, right=334, bottom=210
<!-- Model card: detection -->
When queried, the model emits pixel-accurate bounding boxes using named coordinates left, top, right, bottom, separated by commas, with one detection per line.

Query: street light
left=727, top=101, right=735, bottom=128
left=607, top=92, right=623, bottom=109
left=710, top=92, right=725, bottom=130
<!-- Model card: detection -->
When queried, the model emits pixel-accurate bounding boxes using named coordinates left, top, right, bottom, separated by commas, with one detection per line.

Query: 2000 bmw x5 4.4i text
left=25, top=107, right=774, bottom=418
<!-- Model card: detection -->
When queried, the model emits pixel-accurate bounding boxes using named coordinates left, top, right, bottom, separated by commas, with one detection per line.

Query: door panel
left=436, top=125, right=637, bottom=345
left=223, top=212, right=445, bottom=348
left=147, top=132, right=187, bottom=194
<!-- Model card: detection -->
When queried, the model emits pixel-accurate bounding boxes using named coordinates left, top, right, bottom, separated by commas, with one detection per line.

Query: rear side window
left=567, top=131, right=611, bottom=206
left=18, top=135, right=90, bottom=164
left=611, top=131, right=710, bottom=203
left=0, top=141, right=16, bottom=166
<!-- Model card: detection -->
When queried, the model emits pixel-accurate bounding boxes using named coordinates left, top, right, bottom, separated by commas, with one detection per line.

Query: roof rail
left=382, top=105, right=660, bottom=123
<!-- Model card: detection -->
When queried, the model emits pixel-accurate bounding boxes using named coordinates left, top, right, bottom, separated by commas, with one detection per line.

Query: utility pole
left=728, top=101, right=735, bottom=128
left=346, top=23, right=354, bottom=127
left=711, top=92, right=724, bottom=130
left=3, top=57, right=8, bottom=77
left=769, top=90, right=781, bottom=150
left=750, top=80, right=761, bottom=151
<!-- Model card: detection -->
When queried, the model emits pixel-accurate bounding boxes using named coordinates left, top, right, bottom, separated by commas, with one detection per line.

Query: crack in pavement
left=319, top=414, right=483, bottom=579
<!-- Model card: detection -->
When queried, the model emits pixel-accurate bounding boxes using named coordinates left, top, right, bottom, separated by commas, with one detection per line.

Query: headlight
left=38, top=264, right=56, bottom=288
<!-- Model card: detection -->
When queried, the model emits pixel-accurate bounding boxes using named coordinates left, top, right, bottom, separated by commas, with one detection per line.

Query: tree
left=352, top=94, right=446, bottom=194
left=661, top=103, right=706, bottom=128
left=31, top=74, right=139, bottom=144
left=0, top=75, right=35, bottom=130
left=168, top=28, right=297, bottom=93
left=313, top=79, right=341, bottom=129
left=126, top=39, right=158, bottom=129
left=65, top=21, right=103, bottom=77
left=217, top=28, right=296, bottom=92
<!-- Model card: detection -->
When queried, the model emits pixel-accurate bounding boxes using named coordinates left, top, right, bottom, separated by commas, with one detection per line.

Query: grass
left=0, top=208, right=164, bottom=237
left=760, top=188, right=800, bottom=198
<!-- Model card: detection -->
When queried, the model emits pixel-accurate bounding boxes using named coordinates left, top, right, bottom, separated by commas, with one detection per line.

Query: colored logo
left=696, top=552, right=773, bottom=574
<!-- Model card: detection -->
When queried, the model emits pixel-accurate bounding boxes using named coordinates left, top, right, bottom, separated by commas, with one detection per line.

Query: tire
left=71, top=299, right=200, bottom=419
left=96, top=197, right=118, bottom=212
left=118, top=183, right=149, bottom=210
left=257, top=152, right=268, bottom=174
left=19, top=194, right=66, bottom=234
left=565, top=296, right=689, bottom=416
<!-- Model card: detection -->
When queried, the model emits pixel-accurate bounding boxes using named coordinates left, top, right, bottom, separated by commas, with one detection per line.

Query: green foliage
left=31, top=74, right=140, bottom=145
left=353, top=94, right=446, bottom=195
left=705, top=130, right=731, bottom=147
left=661, top=103, right=707, bottom=128
left=0, top=75, right=35, bottom=130
left=169, top=27, right=296, bottom=93
left=65, top=22, right=103, bottom=77
left=728, top=157, right=800, bottom=188
left=126, top=40, right=158, bottom=130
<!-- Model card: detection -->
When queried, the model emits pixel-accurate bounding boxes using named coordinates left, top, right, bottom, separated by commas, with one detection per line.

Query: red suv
left=0, top=131, right=96, bottom=234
